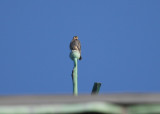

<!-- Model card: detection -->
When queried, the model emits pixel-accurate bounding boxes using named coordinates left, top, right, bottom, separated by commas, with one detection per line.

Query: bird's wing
left=76, top=40, right=81, bottom=54
left=70, top=40, right=75, bottom=50
left=76, top=40, right=82, bottom=60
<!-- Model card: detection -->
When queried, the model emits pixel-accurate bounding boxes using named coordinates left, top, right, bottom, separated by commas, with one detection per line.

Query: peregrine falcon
left=70, top=36, right=82, bottom=60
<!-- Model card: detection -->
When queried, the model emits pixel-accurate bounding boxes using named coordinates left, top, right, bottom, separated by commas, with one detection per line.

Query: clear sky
left=0, top=0, right=160, bottom=95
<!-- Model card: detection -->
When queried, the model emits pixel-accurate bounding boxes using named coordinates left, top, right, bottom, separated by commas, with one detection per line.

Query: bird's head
left=73, top=36, right=78, bottom=40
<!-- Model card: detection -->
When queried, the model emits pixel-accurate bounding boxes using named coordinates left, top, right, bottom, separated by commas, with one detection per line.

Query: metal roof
left=1, top=94, right=160, bottom=114
left=1, top=94, right=160, bottom=105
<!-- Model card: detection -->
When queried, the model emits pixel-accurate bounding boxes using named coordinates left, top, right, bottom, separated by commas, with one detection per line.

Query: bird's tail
left=79, top=56, right=82, bottom=60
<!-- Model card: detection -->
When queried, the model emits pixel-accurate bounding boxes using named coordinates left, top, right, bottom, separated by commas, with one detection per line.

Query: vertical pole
left=73, top=58, right=78, bottom=96
left=70, top=50, right=80, bottom=96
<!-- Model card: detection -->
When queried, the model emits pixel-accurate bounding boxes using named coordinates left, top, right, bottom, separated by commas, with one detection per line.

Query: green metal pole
left=73, top=58, right=78, bottom=96
left=70, top=50, right=80, bottom=96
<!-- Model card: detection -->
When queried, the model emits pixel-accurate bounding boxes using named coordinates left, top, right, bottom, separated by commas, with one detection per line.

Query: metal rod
left=91, top=82, right=101, bottom=95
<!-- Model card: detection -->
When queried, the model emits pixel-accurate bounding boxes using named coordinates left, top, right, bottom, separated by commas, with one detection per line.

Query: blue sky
left=0, top=0, right=160, bottom=95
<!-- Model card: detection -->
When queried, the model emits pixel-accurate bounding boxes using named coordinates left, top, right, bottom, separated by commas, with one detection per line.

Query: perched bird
left=70, top=36, right=82, bottom=60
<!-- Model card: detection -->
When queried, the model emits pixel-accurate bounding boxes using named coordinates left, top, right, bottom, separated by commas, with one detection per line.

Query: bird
left=70, top=36, right=82, bottom=60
